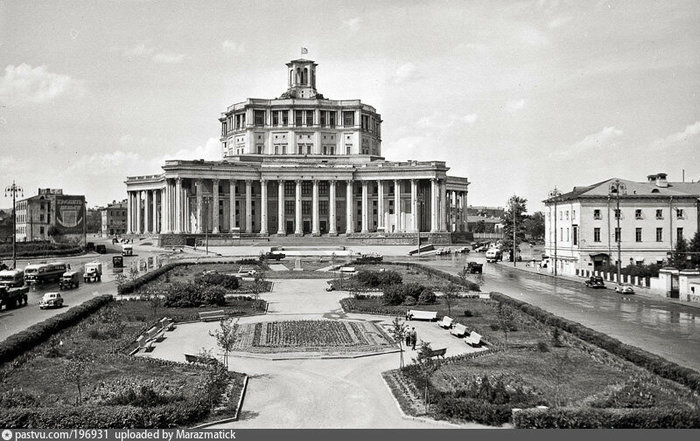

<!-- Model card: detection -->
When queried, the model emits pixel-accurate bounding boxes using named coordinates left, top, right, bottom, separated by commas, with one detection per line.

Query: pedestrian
left=405, top=333, right=411, bottom=347
left=410, top=327, right=417, bottom=350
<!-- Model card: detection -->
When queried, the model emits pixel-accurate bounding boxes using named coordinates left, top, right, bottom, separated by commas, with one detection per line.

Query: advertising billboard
left=55, top=196, right=85, bottom=235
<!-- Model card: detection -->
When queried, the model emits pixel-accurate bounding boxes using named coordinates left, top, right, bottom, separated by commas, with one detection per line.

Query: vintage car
left=465, top=262, right=483, bottom=274
left=39, top=292, right=64, bottom=309
left=614, top=284, right=635, bottom=294
left=584, top=276, right=606, bottom=289
left=264, top=252, right=286, bottom=261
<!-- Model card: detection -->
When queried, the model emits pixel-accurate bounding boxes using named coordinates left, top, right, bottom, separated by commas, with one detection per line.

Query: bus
left=0, top=269, right=25, bottom=288
left=24, top=262, right=71, bottom=285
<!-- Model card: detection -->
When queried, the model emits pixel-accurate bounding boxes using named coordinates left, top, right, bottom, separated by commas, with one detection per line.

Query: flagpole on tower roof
left=301, top=47, right=308, bottom=56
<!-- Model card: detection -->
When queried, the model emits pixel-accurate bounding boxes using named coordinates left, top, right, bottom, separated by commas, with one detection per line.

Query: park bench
left=159, top=317, right=175, bottom=331
left=199, top=310, right=226, bottom=322
left=464, top=331, right=483, bottom=347
left=437, top=316, right=454, bottom=329
left=450, top=323, right=468, bottom=338
left=406, top=310, right=438, bottom=321
left=184, top=353, right=218, bottom=365
left=136, top=335, right=155, bottom=352
left=144, top=326, right=166, bottom=342
left=427, top=347, right=447, bottom=359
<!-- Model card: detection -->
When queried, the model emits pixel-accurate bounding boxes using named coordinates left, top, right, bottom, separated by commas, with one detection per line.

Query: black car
left=465, top=262, right=483, bottom=274
left=584, top=276, right=606, bottom=289
left=264, top=252, right=286, bottom=261
left=95, top=244, right=107, bottom=254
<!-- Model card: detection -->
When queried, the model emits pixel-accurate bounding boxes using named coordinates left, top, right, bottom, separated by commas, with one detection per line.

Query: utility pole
left=609, top=179, right=626, bottom=285
left=4, top=181, right=24, bottom=270
left=512, top=201, right=517, bottom=267
left=548, top=188, right=561, bottom=276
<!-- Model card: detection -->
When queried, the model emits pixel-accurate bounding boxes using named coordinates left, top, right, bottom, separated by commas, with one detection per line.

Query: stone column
left=212, top=179, right=220, bottom=234
left=329, top=180, right=337, bottom=235
left=394, top=179, right=402, bottom=233
left=295, top=179, right=302, bottom=235
left=430, top=179, right=438, bottom=233
left=245, top=180, right=253, bottom=233
left=260, top=179, right=268, bottom=235
left=161, top=185, right=168, bottom=234
left=229, top=179, right=236, bottom=231
left=361, top=181, right=369, bottom=233
left=462, top=190, right=468, bottom=231
left=144, top=190, right=152, bottom=234
left=411, top=179, right=419, bottom=233
left=175, top=178, right=182, bottom=233
left=312, top=179, right=320, bottom=236
left=277, top=180, right=285, bottom=235
left=440, top=180, right=448, bottom=232
left=345, top=180, right=354, bottom=234
left=126, top=191, right=133, bottom=234
left=135, top=191, right=142, bottom=234
left=152, top=190, right=158, bottom=233
left=195, top=179, right=203, bottom=234
left=377, top=180, right=384, bottom=231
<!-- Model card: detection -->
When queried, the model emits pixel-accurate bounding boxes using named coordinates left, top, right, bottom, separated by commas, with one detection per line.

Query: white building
left=544, top=173, right=700, bottom=276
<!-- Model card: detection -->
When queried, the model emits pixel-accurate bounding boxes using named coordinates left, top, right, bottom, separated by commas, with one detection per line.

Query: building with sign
left=125, top=58, right=470, bottom=245
left=100, top=199, right=128, bottom=237
left=15, top=188, right=86, bottom=243
left=543, top=173, right=700, bottom=276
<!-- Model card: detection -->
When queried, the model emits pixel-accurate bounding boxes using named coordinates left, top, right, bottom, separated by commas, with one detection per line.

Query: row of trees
left=668, top=232, right=700, bottom=270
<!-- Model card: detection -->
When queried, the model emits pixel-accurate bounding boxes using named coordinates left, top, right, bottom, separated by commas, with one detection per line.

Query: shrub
left=513, top=407, right=700, bottom=429
left=464, top=310, right=473, bottom=317
left=537, top=341, right=550, bottom=352
left=433, top=396, right=512, bottom=426
left=402, top=283, right=427, bottom=301
left=194, top=273, right=239, bottom=290
left=354, top=270, right=402, bottom=288
left=417, top=289, right=436, bottom=305
left=201, top=286, right=227, bottom=306
left=163, top=282, right=202, bottom=308
left=403, top=296, right=417, bottom=306
left=383, top=284, right=407, bottom=305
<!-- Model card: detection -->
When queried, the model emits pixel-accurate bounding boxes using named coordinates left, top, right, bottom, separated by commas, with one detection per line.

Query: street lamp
left=203, top=196, right=211, bottom=256
left=608, top=179, right=627, bottom=285
left=548, top=187, right=561, bottom=276
left=4, top=181, right=24, bottom=269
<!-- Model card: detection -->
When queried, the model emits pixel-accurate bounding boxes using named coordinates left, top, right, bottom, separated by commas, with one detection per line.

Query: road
left=405, top=251, right=700, bottom=372
left=0, top=238, right=172, bottom=341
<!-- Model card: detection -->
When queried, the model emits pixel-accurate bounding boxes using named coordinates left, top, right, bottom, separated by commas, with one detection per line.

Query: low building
left=15, top=189, right=86, bottom=243
left=543, top=173, right=700, bottom=276
left=101, top=200, right=128, bottom=236
left=467, top=206, right=505, bottom=240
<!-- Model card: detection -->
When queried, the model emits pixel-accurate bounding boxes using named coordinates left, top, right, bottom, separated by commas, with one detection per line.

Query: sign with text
left=55, top=196, right=85, bottom=234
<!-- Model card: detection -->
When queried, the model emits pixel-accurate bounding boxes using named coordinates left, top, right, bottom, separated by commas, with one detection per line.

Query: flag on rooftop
left=301, top=47, right=308, bottom=55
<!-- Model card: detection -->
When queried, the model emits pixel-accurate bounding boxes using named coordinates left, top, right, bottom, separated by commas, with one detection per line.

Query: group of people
left=405, top=327, right=418, bottom=350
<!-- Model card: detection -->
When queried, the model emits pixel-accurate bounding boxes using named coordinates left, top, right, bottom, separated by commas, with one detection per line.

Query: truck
left=24, top=262, right=71, bottom=285
left=122, top=244, right=133, bottom=256
left=0, top=285, right=29, bottom=310
left=485, top=248, right=503, bottom=263
left=58, top=271, right=81, bottom=290
left=0, top=269, right=25, bottom=288
left=83, top=262, right=103, bottom=283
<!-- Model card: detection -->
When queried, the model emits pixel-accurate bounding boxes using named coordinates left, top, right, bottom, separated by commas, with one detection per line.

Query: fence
left=574, top=268, right=651, bottom=288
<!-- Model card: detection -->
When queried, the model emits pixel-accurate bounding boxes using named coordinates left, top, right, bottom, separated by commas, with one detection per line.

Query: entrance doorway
left=670, top=273, right=680, bottom=298
left=286, top=221, right=294, bottom=234
left=303, top=220, right=311, bottom=234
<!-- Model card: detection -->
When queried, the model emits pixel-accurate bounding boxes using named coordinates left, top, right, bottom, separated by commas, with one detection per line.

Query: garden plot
left=231, top=319, right=395, bottom=353
left=269, top=264, right=290, bottom=272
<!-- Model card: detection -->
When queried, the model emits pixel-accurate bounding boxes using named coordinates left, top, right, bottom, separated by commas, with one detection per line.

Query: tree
left=252, top=270, right=267, bottom=302
left=495, top=303, right=516, bottom=348
left=61, top=355, right=88, bottom=405
left=414, top=340, right=439, bottom=413
left=209, top=318, right=239, bottom=369
left=473, top=220, right=487, bottom=234
left=668, top=238, right=691, bottom=270
left=441, top=283, right=460, bottom=317
left=501, top=195, right=528, bottom=261
left=689, top=231, right=700, bottom=268
left=524, top=211, right=545, bottom=241
left=390, top=316, right=409, bottom=369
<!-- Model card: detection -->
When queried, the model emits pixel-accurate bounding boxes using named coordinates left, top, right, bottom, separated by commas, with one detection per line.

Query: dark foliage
left=513, top=407, right=700, bottom=429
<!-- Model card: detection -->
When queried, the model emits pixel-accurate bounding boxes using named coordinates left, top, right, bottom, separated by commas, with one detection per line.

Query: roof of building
left=545, top=175, right=700, bottom=203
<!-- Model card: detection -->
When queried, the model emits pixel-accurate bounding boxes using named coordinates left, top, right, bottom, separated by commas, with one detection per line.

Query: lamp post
left=608, top=179, right=627, bottom=285
left=4, top=181, right=24, bottom=269
left=548, top=187, right=561, bottom=276
left=203, top=196, right=211, bottom=256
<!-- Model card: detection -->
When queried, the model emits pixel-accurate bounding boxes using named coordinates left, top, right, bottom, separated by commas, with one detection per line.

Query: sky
left=1, top=0, right=699, bottom=213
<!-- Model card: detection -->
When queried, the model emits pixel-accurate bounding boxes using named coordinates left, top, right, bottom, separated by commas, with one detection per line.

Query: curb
left=226, top=347, right=400, bottom=361
left=190, top=374, right=249, bottom=428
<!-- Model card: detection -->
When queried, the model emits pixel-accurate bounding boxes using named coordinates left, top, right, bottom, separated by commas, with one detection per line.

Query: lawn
left=331, top=263, right=481, bottom=293
left=0, top=299, right=250, bottom=428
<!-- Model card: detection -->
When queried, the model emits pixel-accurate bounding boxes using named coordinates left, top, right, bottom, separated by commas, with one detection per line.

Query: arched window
left=289, top=69, right=293, bottom=86
left=296, top=68, right=301, bottom=84
left=303, top=67, right=309, bottom=85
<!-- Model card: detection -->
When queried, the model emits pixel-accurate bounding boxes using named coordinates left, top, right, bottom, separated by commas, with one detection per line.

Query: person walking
left=410, top=327, right=417, bottom=350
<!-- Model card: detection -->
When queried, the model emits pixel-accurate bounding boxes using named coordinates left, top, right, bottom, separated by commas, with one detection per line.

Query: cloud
left=651, top=121, right=700, bottom=149
left=0, top=64, right=85, bottom=105
left=552, top=126, right=624, bottom=159
left=416, top=112, right=478, bottom=130
left=222, top=40, right=245, bottom=54
left=342, top=17, right=362, bottom=32
left=392, top=63, right=423, bottom=84
left=162, top=137, right=221, bottom=162
left=505, top=99, right=526, bottom=113
left=152, top=52, right=185, bottom=64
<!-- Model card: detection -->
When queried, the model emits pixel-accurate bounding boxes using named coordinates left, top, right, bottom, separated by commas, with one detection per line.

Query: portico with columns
left=125, top=57, right=469, bottom=244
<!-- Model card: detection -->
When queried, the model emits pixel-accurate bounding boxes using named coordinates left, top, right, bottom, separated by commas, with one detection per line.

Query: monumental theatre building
left=125, top=59, right=469, bottom=245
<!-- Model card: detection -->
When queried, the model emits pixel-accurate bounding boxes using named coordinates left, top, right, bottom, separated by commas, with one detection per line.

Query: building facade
left=466, top=206, right=505, bottom=239
left=125, top=59, right=469, bottom=245
left=544, top=173, right=700, bottom=276
left=101, top=200, right=128, bottom=236
left=15, top=189, right=86, bottom=243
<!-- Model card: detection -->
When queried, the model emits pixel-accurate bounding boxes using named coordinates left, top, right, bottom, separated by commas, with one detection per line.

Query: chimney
left=647, top=174, right=657, bottom=182
left=655, top=173, right=668, bottom=188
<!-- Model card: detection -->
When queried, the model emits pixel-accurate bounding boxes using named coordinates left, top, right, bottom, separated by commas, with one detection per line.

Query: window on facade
left=221, top=122, right=227, bottom=136
left=565, top=211, right=569, bottom=220
left=572, top=210, right=576, bottom=220
left=594, top=227, right=601, bottom=242
left=615, top=227, right=621, bottom=242
left=319, top=201, right=328, bottom=215
left=320, top=112, right=326, bottom=126
left=284, top=201, right=295, bottom=215
left=677, top=227, right=683, bottom=241
left=343, top=111, right=354, bottom=127
left=329, top=112, right=335, bottom=127
left=656, top=209, right=663, bottom=219
left=274, top=145, right=279, bottom=155
left=295, top=111, right=303, bottom=127
left=40, top=226, right=44, bottom=234
left=307, top=145, right=312, bottom=154
left=573, top=226, right=578, bottom=245
left=361, top=114, right=369, bottom=131
left=346, top=145, right=351, bottom=155
left=319, top=182, right=328, bottom=196
left=560, top=227, right=563, bottom=240
left=656, top=227, right=663, bottom=242
left=593, top=209, right=601, bottom=220
left=306, top=110, right=313, bottom=126
left=257, top=144, right=263, bottom=154
left=272, top=112, right=279, bottom=126
left=302, top=200, right=311, bottom=215
left=635, top=209, right=643, bottom=219
left=39, top=214, right=44, bottom=222
left=282, top=111, right=289, bottom=126
left=676, top=208, right=684, bottom=219
left=635, top=227, right=642, bottom=242
left=302, top=181, right=312, bottom=196
left=614, top=209, right=621, bottom=219
left=566, top=228, right=569, bottom=241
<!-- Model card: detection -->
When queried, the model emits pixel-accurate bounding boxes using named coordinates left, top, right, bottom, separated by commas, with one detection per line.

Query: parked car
left=238, top=268, right=258, bottom=276
left=455, top=246, right=470, bottom=254
left=325, top=285, right=335, bottom=292
left=264, top=252, right=286, bottom=261
left=465, top=262, right=483, bottom=274
left=39, top=292, right=64, bottom=309
left=95, top=244, right=107, bottom=254
left=614, top=284, right=635, bottom=294
left=584, top=276, right=606, bottom=289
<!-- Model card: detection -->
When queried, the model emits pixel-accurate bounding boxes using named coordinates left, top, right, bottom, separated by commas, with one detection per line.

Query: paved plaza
left=141, top=277, right=490, bottom=429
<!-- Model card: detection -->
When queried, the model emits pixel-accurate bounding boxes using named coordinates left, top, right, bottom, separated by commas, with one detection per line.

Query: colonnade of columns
left=127, top=178, right=468, bottom=235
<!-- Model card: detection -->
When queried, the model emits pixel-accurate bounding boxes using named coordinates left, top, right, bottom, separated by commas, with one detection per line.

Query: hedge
left=373, top=262, right=481, bottom=292
left=0, top=247, right=84, bottom=258
left=0, top=295, right=113, bottom=364
left=513, top=407, right=700, bottom=428
left=490, top=292, right=700, bottom=393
